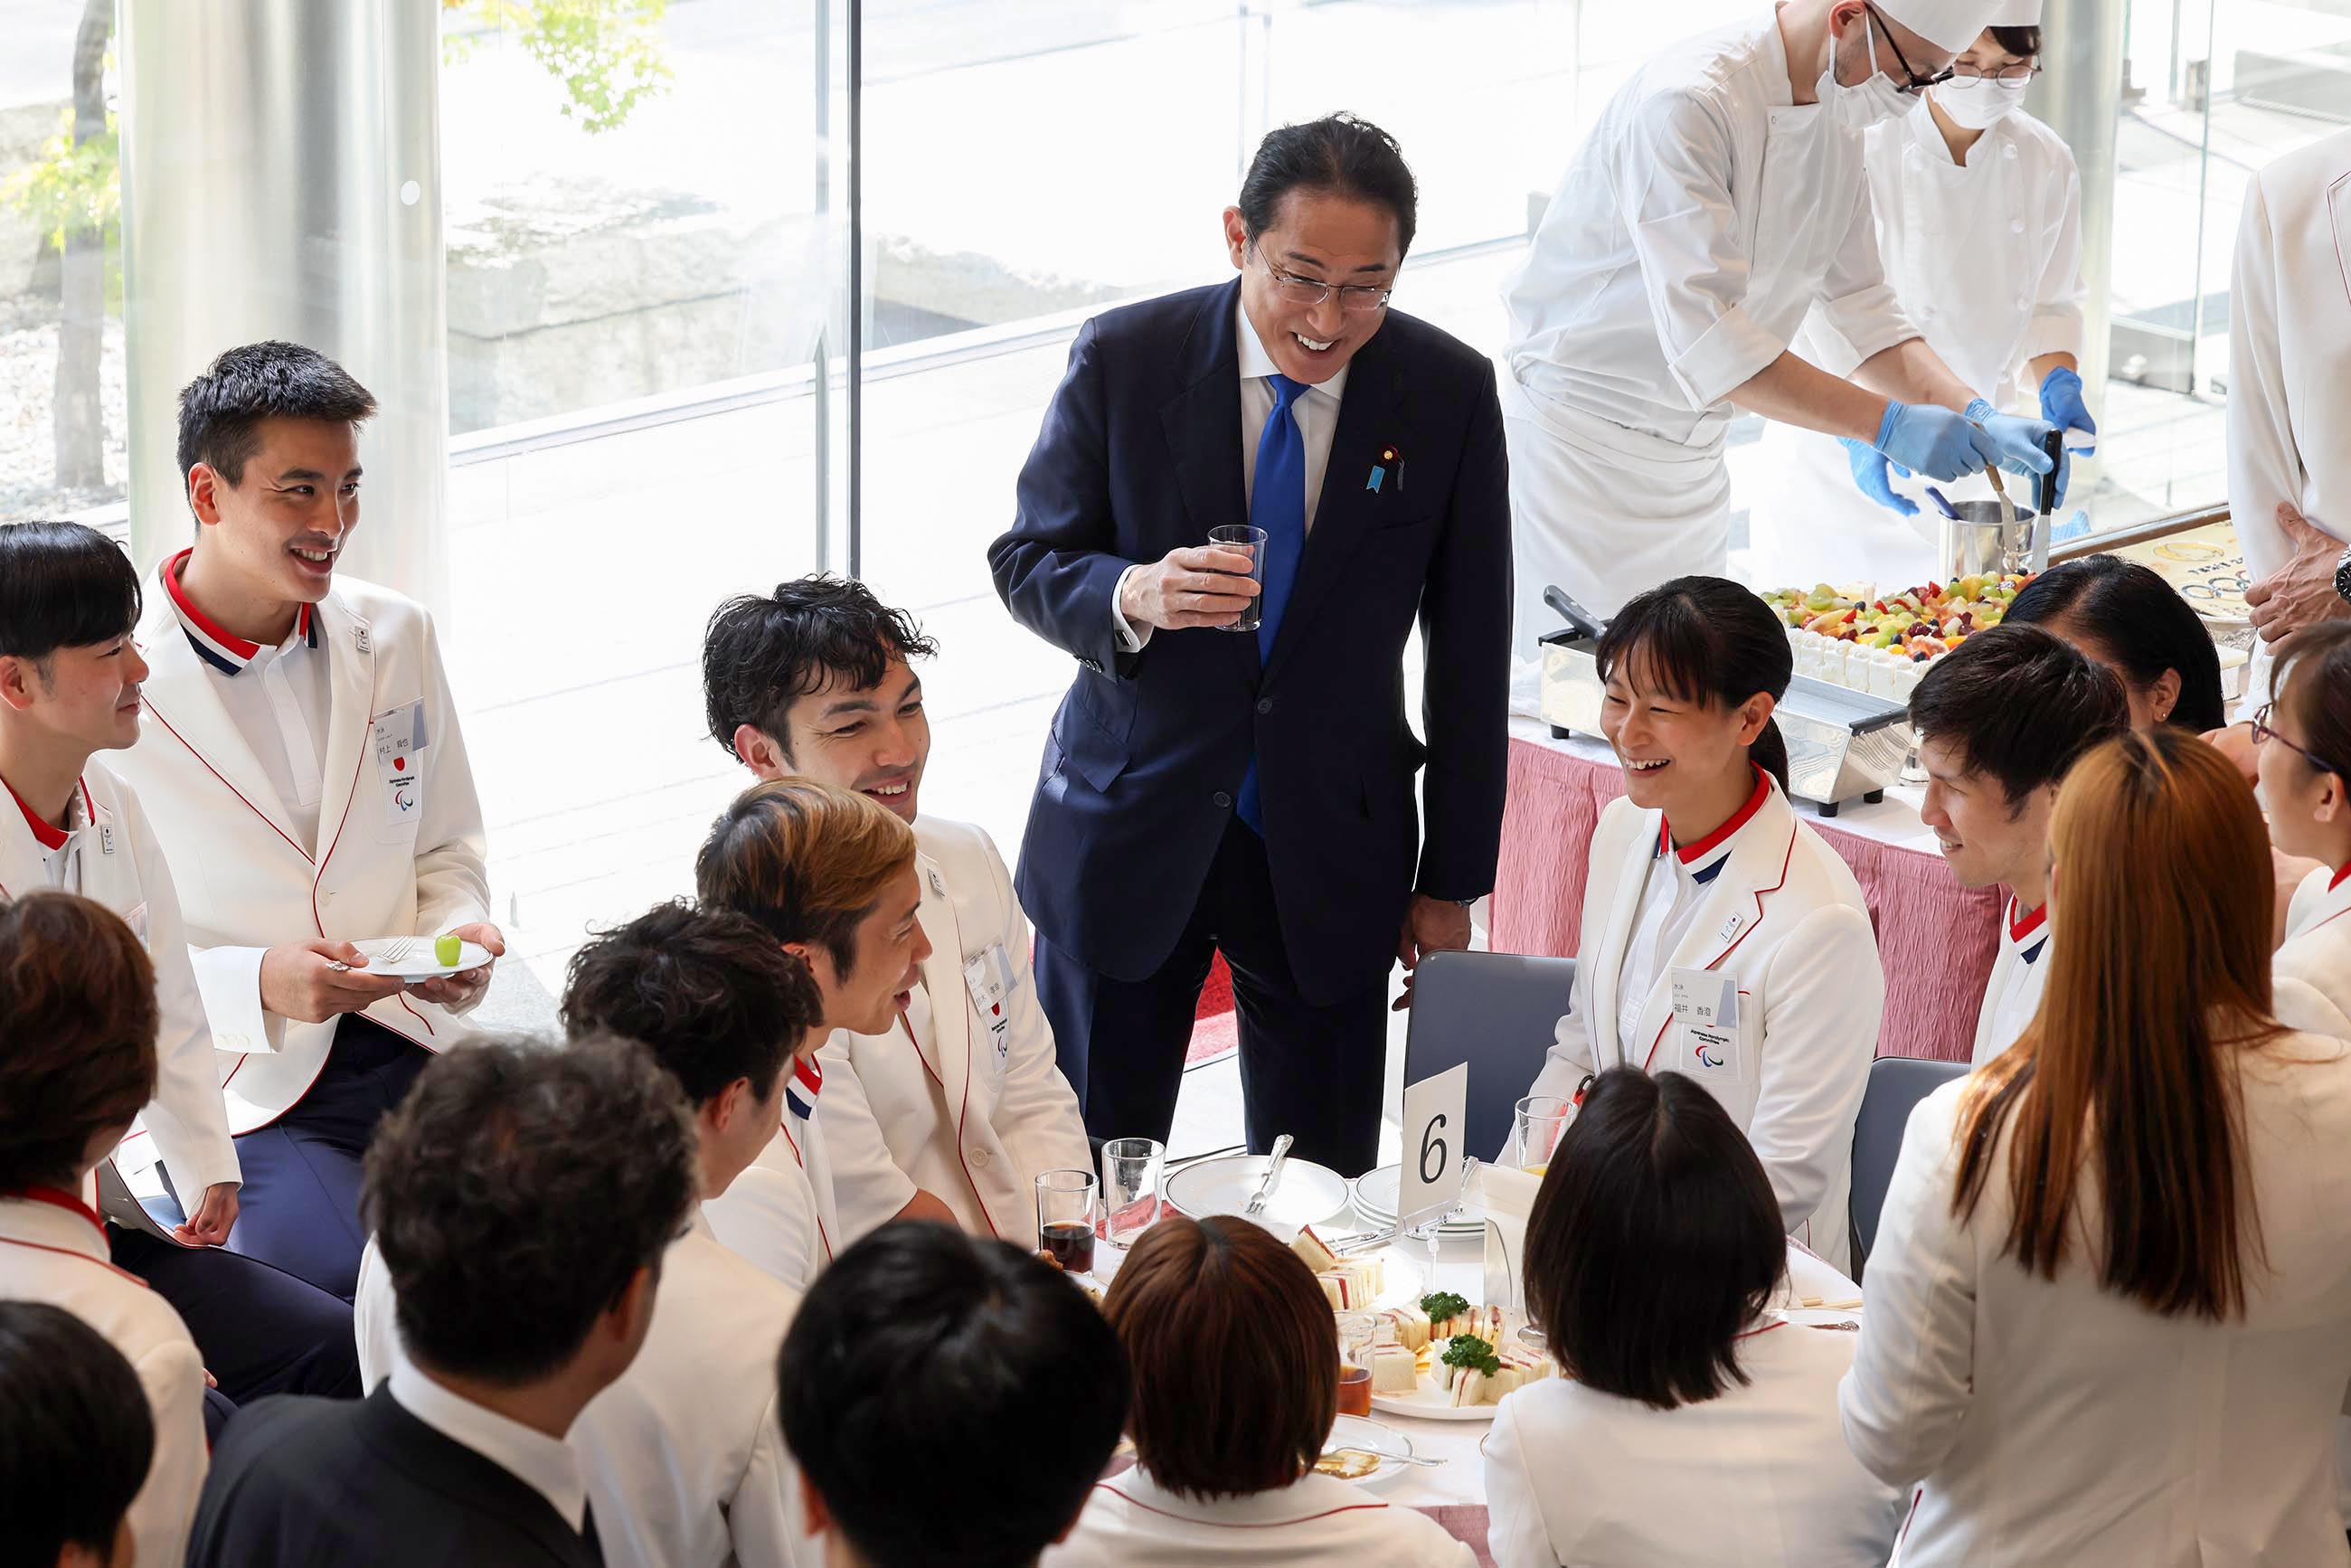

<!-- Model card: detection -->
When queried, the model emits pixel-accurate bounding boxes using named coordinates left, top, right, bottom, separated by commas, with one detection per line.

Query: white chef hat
left=1874, top=0, right=2007, bottom=53
left=1985, top=0, right=2044, bottom=25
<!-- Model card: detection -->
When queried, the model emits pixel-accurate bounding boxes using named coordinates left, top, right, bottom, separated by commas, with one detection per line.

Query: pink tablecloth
left=1489, top=738, right=2000, bottom=1063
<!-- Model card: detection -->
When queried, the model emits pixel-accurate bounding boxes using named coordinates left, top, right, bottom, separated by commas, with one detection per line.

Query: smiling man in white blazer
left=703, top=579, right=1092, bottom=1251
left=107, top=341, right=502, bottom=1301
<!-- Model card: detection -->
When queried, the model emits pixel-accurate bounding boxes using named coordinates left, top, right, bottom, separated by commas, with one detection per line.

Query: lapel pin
left=353, top=624, right=372, bottom=655
left=1367, top=445, right=1402, bottom=494
left=929, top=868, right=947, bottom=897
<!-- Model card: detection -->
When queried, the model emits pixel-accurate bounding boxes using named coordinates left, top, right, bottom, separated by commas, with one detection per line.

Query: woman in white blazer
left=1046, top=1214, right=1475, bottom=1568
left=0, top=893, right=208, bottom=1568
left=1486, top=1067, right=1903, bottom=1566
left=1843, top=729, right=2351, bottom=1565
left=696, top=779, right=930, bottom=1292
left=2255, top=623, right=2351, bottom=1032
left=1523, top=576, right=1884, bottom=1269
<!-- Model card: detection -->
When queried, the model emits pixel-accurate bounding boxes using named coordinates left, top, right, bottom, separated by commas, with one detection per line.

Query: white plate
left=1318, top=1414, right=1416, bottom=1488
left=1369, top=1380, right=1502, bottom=1422
left=1166, top=1154, right=1349, bottom=1236
left=1351, top=1163, right=1485, bottom=1235
left=349, top=936, right=494, bottom=982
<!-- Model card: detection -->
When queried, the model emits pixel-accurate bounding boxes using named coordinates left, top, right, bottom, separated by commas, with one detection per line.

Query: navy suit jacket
left=988, top=280, right=1510, bottom=1005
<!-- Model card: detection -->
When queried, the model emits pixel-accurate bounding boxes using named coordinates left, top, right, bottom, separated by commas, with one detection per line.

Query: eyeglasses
left=1255, top=250, right=1394, bottom=315
left=2252, top=703, right=2346, bottom=779
left=1946, top=61, right=2037, bottom=85
left=1865, top=2, right=1955, bottom=93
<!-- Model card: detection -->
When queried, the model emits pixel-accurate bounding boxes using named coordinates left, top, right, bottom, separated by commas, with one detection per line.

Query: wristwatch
left=2336, top=544, right=2351, bottom=605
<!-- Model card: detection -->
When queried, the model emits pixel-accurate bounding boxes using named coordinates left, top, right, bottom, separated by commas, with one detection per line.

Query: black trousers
left=1035, top=819, right=1388, bottom=1175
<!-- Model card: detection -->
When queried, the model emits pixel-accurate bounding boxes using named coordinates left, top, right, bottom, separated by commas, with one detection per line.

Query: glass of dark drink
left=1336, top=1311, right=1375, bottom=1417
left=1036, top=1168, right=1100, bottom=1275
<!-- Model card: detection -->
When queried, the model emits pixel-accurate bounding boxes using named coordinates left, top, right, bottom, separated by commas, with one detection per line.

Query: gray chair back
left=1402, top=950, right=1578, bottom=1167
left=1851, top=1055, right=1969, bottom=1268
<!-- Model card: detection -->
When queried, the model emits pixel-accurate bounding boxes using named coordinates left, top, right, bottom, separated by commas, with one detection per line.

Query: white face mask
left=1818, top=11, right=1916, bottom=130
left=1934, top=75, right=2030, bottom=129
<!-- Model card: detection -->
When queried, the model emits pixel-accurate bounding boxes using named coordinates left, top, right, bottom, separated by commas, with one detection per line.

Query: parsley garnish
left=1420, top=1290, right=1469, bottom=1323
left=1440, top=1333, right=1500, bottom=1378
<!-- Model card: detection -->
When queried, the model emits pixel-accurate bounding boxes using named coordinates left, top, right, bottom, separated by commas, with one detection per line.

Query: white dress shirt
left=1613, top=789, right=1757, bottom=1063
left=1970, top=897, right=2050, bottom=1067
left=1111, top=305, right=1350, bottom=651
left=387, top=1359, right=590, bottom=1533
left=162, top=554, right=329, bottom=853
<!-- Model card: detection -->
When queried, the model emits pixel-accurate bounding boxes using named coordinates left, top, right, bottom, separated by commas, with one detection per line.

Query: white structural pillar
left=119, top=0, right=448, bottom=609
left=2027, top=0, right=2129, bottom=415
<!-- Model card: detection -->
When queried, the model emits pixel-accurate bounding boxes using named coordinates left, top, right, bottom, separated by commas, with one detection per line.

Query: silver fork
left=368, top=938, right=420, bottom=967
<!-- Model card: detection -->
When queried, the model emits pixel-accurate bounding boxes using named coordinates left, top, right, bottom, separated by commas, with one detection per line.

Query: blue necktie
left=1237, top=373, right=1307, bottom=836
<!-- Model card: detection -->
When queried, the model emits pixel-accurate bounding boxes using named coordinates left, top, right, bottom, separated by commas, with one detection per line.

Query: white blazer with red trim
left=2280, top=864, right=2351, bottom=1034
left=1969, top=898, right=2050, bottom=1068
left=1525, top=779, right=1884, bottom=1270
left=817, top=816, right=1091, bottom=1251
left=1484, top=1315, right=1903, bottom=1568
left=1043, top=1468, right=1476, bottom=1568
left=704, top=1082, right=837, bottom=1295
left=0, top=762, right=241, bottom=1215
left=0, top=1190, right=210, bottom=1568
left=109, top=567, right=492, bottom=1133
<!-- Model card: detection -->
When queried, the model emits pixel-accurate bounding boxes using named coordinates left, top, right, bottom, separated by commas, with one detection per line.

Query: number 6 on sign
left=1397, top=1063, right=1469, bottom=1228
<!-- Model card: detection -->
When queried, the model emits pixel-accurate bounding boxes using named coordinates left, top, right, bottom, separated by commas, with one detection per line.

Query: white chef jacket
left=2279, top=864, right=2351, bottom=1029
left=2229, top=128, right=2351, bottom=602
left=1969, top=896, right=2048, bottom=1066
left=1843, top=1044, right=2351, bottom=1565
left=1502, top=11, right=1914, bottom=638
left=357, top=1214, right=807, bottom=1567
left=817, top=817, right=1092, bottom=1249
left=0, top=764, right=241, bottom=1216
left=1748, top=98, right=2086, bottom=588
left=0, top=1189, right=208, bottom=1568
left=1043, top=1468, right=1476, bottom=1568
left=703, top=1053, right=838, bottom=1293
left=1111, top=304, right=1348, bottom=651
left=1525, top=772, right=1882, bottom=1270
left=386, top=1360, right=590, bottom=1532
left=1484, top=1315, right=1904, bottom=1567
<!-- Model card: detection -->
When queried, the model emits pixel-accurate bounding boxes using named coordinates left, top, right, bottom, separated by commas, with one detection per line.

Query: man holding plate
left=109, top=341, right=501, bottom=1301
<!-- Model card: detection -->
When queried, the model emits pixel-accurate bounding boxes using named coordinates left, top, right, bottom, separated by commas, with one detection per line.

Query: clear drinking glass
left=1514, top=1095, right=1573, bottom=1175
left=1099, top=1137, right=1165, bottom=1249
left=1035, top=1168, right=1099, bottom=1274
left=1207, top=524, right=1268, bottom=632
left=1335, top=1310, right=1376, bottom=1418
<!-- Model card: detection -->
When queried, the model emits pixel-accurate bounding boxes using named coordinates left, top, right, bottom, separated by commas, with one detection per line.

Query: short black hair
left=1910, top=623, right=2130, bottom=811
left=1522, top=1068, right=1786, bottom=1411
left=0, top=522, right=142, bottom=664
left=1989, top=24, right=2042, bottom=56
left=559, top=900, right=821, bottom=1106
left=1236, top=113, right=1418, bottom=260
left=363, top=1034, right=697, bottom=1385
left=2006, top=555, right=2226, bottom=732
left=0, top=1300, right=153, bottom=1562
left=703, top=576, right=938, bottom=764
left=175, top=339, right=377, bottom=488
left=779, top=1224, right=1129, bottom=1568
left=1596, top=575, right=1796, bottom=792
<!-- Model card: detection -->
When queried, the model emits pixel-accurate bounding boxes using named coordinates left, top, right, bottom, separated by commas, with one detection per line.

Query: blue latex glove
left=1969, top=397, right=2066, bottom=509
left=1874, top=401, right=2000, bottom=482
left=2038, top=365, right=2097, bottom=455
left=1839, top=437, right=1917, bottom=515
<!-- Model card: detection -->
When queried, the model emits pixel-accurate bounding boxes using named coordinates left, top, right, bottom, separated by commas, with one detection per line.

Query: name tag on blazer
left=372, top=701, right=430, bottom=831
left=964, top=944, right=1016, bottom=1072
left=1671, top=968, right=1743, bottom=1080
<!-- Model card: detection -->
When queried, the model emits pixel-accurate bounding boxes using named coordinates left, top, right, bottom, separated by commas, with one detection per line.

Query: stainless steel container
left=1939, top=499, right=2050, bottom=582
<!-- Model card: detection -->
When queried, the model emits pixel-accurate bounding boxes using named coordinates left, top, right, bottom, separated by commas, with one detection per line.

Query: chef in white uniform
left=701, top=580, right=1091, bottom=1250
left=1906, top=626, right=2127, bottom=1063
left=1502, top=0, right=2060, bottom=657
left=1518, top=579, right=1883, bottom=1269
left=0, top=893, right=209, bottom=1568
left=694, top=779, right=930, bottom=1293
left=356, top=905, right=814, bottom=1568
left=1748, top=0, right=2093, bottom=589
left=2230, top=127, right=2351, bottom=696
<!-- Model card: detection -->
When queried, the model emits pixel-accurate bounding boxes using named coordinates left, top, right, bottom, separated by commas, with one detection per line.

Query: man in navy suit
left=989, top=114, right=1510, bottom=1173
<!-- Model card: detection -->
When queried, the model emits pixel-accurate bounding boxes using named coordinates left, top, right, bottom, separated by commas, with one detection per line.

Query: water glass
left=1514, top=1095, right=1573, bottom=1175
left=1335, top=1311, right=1375, bottom=1418
left=1207, top=524, right=1268, bottom=632
left=1035, top=1168, right=1099, bottom=1274
left=1099, top=1137, right=1165, bottom=1248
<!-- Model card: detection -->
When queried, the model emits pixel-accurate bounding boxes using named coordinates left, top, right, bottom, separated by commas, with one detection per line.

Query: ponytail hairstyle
left=2005, top=555, right=2226, bottom=733
left=1593, top=576, right=1793, bottom=791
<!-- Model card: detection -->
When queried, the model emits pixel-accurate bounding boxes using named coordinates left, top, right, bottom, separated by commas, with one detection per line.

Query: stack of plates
left=1350, top=1163, right=1487, bottom=1239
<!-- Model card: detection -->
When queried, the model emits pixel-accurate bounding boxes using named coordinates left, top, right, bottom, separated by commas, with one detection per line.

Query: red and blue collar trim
left=4, top=776, right=88, bottom=853
left=1656, top=767, right=1770, bottom=886
left=5, top=1185, right=107, bottom=1245
left=783, top=1053, right=823, bottom=1121
left=2006, top=899, right=2049, bottom=966
left=164, top=548, right=316, bottom=676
